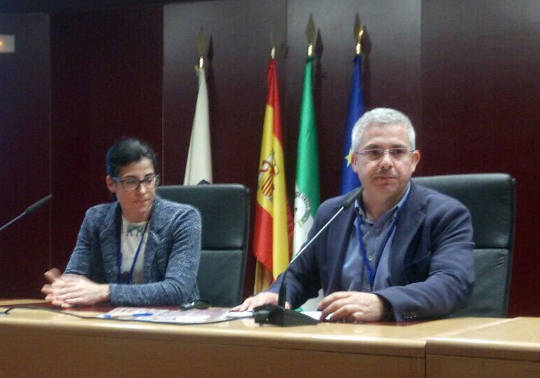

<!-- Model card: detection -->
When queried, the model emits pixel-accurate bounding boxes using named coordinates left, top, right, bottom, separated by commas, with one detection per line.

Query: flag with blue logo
left=340, top=55, right=364, bottom=193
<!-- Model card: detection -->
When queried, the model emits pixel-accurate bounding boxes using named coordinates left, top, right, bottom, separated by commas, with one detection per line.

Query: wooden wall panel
left=50, top=6, right=163, bottom=268
left=1, top=0, right=539, bottom=315
left=285, top=0, right=422, bottom=201
left=421, top=0, right=540, bottom=316
left=162, top=0, right=288, bottom=186
left=163, top=0, right=288, bottom=294
left=0, top=14, right=51, bottom=297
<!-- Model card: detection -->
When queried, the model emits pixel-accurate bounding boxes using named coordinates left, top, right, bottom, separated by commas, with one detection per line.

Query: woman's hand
left=42, top=268, right=110, bottom=308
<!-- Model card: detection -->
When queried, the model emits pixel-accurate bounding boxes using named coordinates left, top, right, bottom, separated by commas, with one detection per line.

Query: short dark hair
left=106, top=138, right=158, bottom=177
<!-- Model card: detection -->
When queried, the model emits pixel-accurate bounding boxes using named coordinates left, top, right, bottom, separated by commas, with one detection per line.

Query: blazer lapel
left=387, top=183, right=426, bottom=283
left=143, top=197, right=166, bottom=282
left=326, top=204, right=357, bottom=292
left=99, top=202, right=122, bottom=283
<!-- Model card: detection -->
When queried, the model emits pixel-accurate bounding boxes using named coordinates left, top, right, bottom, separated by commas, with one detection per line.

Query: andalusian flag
left=293, top=56, right=320, bottom=257
left=253, top=58, right=292, bottom=293
left=184, top=66, right=212, bottom=185
left=340, top=55, right=364, bottom=193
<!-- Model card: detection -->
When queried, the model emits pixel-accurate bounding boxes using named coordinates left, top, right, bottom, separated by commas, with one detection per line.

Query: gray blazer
left=65, top=196, right=201, bottom=306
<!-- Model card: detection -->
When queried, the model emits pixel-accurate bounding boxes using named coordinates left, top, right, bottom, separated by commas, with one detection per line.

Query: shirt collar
left=355, top=182, right=411, bottom=226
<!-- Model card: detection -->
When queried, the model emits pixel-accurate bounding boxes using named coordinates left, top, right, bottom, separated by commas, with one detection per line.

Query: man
left=234, top=107, right=474, bottom=322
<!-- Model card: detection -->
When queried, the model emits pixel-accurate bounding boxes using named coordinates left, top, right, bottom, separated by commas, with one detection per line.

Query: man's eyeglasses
left=356, top=147, right=413, bottom=161
left=113, top=174, right=159, bottom=191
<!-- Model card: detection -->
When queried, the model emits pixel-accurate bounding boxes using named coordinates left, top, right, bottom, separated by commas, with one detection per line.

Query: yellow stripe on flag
left=253, top=58, right=292, bottom=294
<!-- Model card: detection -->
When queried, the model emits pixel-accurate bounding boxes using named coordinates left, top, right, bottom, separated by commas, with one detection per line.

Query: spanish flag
left=253, top=58, right=292, bottom=293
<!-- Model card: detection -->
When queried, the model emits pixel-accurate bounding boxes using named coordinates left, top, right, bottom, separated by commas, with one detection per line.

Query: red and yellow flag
left=253, top=58, right=292, bottom=293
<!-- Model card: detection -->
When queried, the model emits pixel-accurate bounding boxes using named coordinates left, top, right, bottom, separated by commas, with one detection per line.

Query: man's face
left=106, top=157, right=156, bottom=223
left=352, top=123, right=420, bottom=204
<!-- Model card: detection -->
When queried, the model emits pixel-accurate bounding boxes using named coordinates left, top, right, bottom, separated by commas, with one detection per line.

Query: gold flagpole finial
left=305, top=14, right=316, bottom=57
left=196, top=27, right=207, bottom=69
left=354, top=13, right=364, bottom=55
left=270, top=27, right=276, bottom=59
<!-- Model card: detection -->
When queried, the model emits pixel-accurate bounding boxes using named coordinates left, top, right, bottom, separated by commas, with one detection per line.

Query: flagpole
left=293, top=14, right=320, bottom=259
left=340, top=14, right=366, bottom=194
left=306, top=14, right=315, bottom=58
left=253, top=43, right=292, bottom=294
left=197, top=27, right=207, bottom=69
left=354, top=13, right=364, bottom=56
left=184, top=27, right=212, bottom=185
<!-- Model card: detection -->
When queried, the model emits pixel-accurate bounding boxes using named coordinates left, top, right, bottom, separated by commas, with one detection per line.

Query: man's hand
left=318, top=291, right=389, bottom=322
left=230, top=292, right=279, bottom=312
left=41, top=269, right=110, bottom=308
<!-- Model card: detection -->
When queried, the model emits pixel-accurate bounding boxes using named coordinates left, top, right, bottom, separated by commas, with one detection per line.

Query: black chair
left=157, top=184, right=250, bottom=307
left=413, top=173, right=515, bottom=317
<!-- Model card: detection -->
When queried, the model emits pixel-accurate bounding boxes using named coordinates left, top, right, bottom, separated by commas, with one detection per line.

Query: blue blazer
left=65, top=196, right=201, bottom=306
left=270, top=182, right=475, bottom=321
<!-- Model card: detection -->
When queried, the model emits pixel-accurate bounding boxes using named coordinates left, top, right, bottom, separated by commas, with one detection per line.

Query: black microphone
left=0, top=194, right=52, bottom=233
left=254, top=187, right=362, bottom=326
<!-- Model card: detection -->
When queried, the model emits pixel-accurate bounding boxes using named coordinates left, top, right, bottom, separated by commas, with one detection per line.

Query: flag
left=184, top=66, right=212, bottom=185
left=340, top=55, right=364, bottom=193
left=293, top=56, right=320, bottom=257
left=253, top=58, right=292, bottom=293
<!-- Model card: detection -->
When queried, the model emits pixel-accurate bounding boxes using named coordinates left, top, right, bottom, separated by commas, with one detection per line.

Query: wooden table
left=0, top=300, right=510, bottom=378
left=426, top=317, right=540, bottom=377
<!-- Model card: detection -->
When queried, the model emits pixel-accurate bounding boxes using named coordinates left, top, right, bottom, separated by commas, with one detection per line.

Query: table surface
left=0, top=299, right=509, bottom=357
left=1, top=300, right=535, bottom=378
left=426, top=316, right=540, bottom=361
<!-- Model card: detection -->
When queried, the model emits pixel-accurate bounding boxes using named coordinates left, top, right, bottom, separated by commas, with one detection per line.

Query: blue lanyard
left=356, top=190, right=410, bottom=289
left=116, top=217, right=151, bottom=284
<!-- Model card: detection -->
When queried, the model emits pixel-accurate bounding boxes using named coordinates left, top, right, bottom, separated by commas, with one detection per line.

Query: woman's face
left=105, top=157, right=156, bottom=223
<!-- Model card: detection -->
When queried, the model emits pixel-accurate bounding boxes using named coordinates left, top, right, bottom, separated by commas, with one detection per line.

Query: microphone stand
left=0, top=194, right=52, bottom=316
left=0, top=194, right=52, bottom=233
left=254, top=188, right=362, bottom=326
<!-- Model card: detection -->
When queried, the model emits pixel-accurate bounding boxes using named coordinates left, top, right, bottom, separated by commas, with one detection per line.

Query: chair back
left=157, top=184, right=250, bottom=307
left=413, top=173, right=515, bottom=317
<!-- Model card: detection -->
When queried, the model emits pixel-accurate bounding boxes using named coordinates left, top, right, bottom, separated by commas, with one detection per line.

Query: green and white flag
left=293, top=56, right=320, bottom=257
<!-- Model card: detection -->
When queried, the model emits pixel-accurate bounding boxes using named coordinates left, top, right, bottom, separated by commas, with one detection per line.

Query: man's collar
left=355, top=182, right=411, bottom=224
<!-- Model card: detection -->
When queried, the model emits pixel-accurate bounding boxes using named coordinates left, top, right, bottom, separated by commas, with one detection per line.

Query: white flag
left=184, top=66, right=212, bottom=184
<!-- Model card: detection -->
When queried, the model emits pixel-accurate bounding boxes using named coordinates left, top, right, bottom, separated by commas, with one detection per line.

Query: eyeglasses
left=113, top=174, right=159, bottom=191
left=356, top=147, right=413, bottom=161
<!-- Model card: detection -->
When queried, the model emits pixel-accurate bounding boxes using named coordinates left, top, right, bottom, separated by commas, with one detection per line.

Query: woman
left=42, top=138, right=201, bottom=307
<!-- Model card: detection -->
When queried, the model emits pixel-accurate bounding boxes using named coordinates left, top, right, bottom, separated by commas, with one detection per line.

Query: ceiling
left=0, top=0, right=198, bottom=13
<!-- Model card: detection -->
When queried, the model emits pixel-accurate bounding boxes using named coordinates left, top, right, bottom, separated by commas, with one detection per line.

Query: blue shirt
left=341, top=184, right=411, bottom=292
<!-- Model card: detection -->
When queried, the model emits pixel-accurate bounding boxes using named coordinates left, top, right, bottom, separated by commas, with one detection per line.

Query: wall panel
left=421, top=0, right=540, bottom=316
left=285, top=0, right=422, bottom=201
left=0, top=14, right=51, bottom=297
left=163, top=0, right=288, bottom=294
left=1, top=0, right=538, bottom=315
left=50, top=6, right=163, bottom=268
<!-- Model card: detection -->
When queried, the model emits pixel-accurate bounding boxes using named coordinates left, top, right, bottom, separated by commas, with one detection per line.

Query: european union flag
left=340, top=55, right=364, bottom=193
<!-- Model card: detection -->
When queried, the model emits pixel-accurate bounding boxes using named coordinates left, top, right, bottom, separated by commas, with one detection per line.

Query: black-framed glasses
left=356, top=147, right=413, bottom=161
left=113, top=174, right=159, bottom=191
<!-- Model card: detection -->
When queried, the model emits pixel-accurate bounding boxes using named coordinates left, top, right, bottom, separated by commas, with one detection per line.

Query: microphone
left=254, top=187, right=362, bottom=326
left=0, top=194, right=52, bottom=233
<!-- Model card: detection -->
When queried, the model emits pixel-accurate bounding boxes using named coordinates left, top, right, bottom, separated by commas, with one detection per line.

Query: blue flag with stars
left=340, top=55, right=364, bottom=193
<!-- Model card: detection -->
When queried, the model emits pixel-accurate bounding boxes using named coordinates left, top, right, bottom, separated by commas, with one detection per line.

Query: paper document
left=225, top=310, right=253, bottom=318
left=301, top=311, right=322, bottom=320
left=100, top=307, right=245, bottom=324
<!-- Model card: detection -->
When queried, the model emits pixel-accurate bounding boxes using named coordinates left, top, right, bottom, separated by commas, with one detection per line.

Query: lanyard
left=356, top=189, right=410, bottom=289
left=116, top=216, right=151, bottom=284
